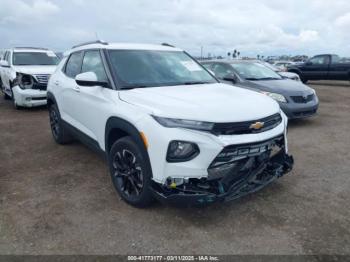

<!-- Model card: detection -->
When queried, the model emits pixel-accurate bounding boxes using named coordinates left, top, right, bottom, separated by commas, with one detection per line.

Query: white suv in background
left=47, top=41, right=293, bottom=207
left=0, top=47, right=59, bottom=109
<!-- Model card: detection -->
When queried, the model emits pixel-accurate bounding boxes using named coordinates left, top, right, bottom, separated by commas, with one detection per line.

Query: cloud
left=0, top=0, right=60, bottom=25
left=0, top=0, right=349, bottom=56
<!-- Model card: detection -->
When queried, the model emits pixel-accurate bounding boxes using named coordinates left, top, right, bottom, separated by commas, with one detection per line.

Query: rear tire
left=49, top=103, right=73, bottom=144
left=108, top=136, right=154, bottom=207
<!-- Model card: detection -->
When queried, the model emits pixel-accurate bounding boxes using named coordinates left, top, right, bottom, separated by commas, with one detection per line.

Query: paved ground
left=0, top=83, right=349, bottom=255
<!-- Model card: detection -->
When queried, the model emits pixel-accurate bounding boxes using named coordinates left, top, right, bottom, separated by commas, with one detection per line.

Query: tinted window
left=65, top=52, right=83, bottom=78
left=81, top=50, right=107, bottom=81
left=309, top=56, right=329, bottom=65
left=108, top=50, right=216, bottom=89
left=12, top=52, right=58, bottom=66
left=212, top=63, right=235, bottom=78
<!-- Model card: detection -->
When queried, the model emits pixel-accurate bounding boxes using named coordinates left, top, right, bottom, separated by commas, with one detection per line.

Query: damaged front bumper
left=151, top=135, right=294, bottom=206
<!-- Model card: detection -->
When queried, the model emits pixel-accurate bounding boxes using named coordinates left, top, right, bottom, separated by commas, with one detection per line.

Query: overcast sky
left=1, top=0, right=350, bottom=57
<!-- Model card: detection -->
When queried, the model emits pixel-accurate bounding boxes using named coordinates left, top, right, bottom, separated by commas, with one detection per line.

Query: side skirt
left=61, top=120, right=107, bottom=161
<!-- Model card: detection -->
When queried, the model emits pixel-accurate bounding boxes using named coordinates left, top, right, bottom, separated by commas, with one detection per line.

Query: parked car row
left=0, top=41, right=305, bottom=207
left=287, top=54, right=350, bottom=83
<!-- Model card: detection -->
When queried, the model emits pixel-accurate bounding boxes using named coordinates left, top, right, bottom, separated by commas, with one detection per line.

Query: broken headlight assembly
left=14, top=73, right=34, bottom=90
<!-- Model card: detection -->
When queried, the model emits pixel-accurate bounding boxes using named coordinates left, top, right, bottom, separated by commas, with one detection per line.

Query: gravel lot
left=0, top=83, right=349, bottom=255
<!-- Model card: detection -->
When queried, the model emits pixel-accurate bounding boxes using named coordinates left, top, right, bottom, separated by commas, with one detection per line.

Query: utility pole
left=200, top=46, right=203, bottom=60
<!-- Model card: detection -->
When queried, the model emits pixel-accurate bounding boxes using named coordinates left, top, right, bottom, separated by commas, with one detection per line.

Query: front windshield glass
left=13, top=52, right=59, bottom=66
left=260, top=61, right=279, bottom=72
left=230, top=62, right=282, bottom=80
left=108, top=50, right=217, bottom=88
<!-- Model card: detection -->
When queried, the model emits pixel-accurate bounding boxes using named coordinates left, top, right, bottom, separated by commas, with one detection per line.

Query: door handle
left=74, top=86, right=80, bottom=92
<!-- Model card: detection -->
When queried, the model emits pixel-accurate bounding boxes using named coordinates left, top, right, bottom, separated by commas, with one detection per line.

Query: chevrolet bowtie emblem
left=250, top=121, right=265, bottom=130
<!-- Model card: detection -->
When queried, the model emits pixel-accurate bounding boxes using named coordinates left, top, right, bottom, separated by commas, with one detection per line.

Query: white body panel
left=49, top=47, right=288, bottom=184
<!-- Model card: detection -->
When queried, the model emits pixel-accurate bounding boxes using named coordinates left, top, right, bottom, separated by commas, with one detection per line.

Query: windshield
left=108, top=50, right=217, bottom=88
left=13, top=52, right=59, bottom=66
left=230, top=62, right=282, bottom=80
left=260, top=61, right=279, bottom=72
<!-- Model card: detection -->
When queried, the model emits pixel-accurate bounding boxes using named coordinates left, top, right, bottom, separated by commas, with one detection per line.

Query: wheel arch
left=47, top=91, right=57, bottom=108
left=105, top=116, right=153, bottom=177
left=105, top=117, right=147, bottom=154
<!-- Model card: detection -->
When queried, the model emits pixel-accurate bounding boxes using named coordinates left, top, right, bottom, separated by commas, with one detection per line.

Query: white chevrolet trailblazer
left=0, top=47, right=59, bottom=108
left=47, top=41, right=294, bottom=207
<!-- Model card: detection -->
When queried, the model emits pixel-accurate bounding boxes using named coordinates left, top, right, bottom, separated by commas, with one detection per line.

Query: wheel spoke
left=128, top=176, right=140, bottom=195
left=113, top=148, right=144, bottom=197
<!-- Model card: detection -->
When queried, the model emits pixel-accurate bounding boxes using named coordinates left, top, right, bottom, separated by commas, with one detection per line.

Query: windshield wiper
left=259, top=77, right=281, bottom=80
left=245, top=77, right=260, bottom=81
left=246, top=77, right=280, bottom=81
left=121, top=85, right=149, bottom=90
left=182, top=81, right=211, bottom=85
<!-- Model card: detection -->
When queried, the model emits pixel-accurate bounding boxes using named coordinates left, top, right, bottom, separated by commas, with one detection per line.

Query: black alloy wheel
left=113, top=149, right=144, bottom=196
left=48, top=104, right=73, bottom=144
left=49, top=106, right=60, bottom=140
left=109, top=136, right=154, bottom=207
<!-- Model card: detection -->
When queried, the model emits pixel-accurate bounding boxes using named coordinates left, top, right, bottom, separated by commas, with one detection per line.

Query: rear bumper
left=151, top=149, right=294, bottom=207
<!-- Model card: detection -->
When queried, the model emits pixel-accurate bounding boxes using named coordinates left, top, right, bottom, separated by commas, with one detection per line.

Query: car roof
left=66, top=42, right=183, bottom=56
left=12, top=47, right=51, bottom=53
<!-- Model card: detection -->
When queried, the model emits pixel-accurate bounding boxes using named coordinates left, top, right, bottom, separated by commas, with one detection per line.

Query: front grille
left=293, top=109, right=317, bottom=117
left=291, top=94, right=314, bottom=103
left=31, top=97, right=46, bottom=101
left=34, top=74, right=50, bottom=84
left=211, top=113, right=282, bottom=135
left=209, top=135, right=285, bottom=168
left=32, top=83, right=47, bottom=91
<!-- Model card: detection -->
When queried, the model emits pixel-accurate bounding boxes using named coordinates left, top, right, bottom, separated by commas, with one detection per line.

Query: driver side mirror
left=0, top=60, right=10, bottom=67
left=305, top=61, right=312, bottom=66
left=222, top=73, right=238, bottom=83
left=75, top=72, right=109, bottom=88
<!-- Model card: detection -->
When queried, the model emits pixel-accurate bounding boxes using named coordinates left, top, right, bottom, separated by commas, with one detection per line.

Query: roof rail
left=161, top=43, right=175, bottom=47
left=72, top=40, right=108, bottom=49
left=14, top=47, right=49, bottom=50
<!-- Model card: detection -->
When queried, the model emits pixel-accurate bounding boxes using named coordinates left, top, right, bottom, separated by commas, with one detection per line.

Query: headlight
left=152, top=116, right=214, bottom=131
left=261, top=92, right=287, bottom=103
left=167, top=140, right=200, bottom=162
left=15, top=73, right=34, bottom=89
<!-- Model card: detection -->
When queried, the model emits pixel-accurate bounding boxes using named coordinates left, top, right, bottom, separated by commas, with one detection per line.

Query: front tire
left=108, top=136, right=154, bottom=207
left=49, top=104, right=73, bottom=144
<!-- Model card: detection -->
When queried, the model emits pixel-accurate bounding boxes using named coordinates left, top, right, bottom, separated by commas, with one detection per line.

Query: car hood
left=119, top=83, right=280, bottom=122
left=242, top=79, right=314, bottom=96
left=12, top=65, right=57, bottom=75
